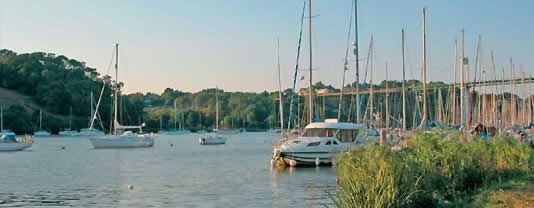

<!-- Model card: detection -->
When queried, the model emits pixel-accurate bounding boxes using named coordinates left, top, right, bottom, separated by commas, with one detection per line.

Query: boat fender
left=289, top=159, right=297, bottom=167
left=315, top=157, right=320, bottom=166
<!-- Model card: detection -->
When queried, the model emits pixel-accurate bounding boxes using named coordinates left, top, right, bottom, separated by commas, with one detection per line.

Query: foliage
left=335, top=130, right=532, bottom=208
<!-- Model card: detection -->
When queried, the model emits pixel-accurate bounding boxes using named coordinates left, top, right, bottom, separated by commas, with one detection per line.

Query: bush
left=334, top=130, right=532, bottom=208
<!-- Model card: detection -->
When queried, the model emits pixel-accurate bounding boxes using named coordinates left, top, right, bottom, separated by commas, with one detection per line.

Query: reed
left=334, top=130, right=533, bottom=207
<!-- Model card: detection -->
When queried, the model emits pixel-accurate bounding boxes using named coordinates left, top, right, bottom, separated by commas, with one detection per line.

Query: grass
left=334, top=129, right=533, bottom=208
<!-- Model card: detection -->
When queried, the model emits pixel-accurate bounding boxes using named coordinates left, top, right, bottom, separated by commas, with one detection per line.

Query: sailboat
left=159, top=100, right=189, bottom=135
left=199, top=88, right=226, bottom=145
left=59, top=107, right=78, bottom=136
left=78, top=92, right=105, bottom=136
left=34, top=110, right=51, bottom=136
left=88, top=43, right=155, bottom=148
left=0, top=107, right=33, bottom=151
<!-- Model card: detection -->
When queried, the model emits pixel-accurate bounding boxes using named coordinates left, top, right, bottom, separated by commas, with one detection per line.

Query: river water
left=0, top=132, right=336, bottom=207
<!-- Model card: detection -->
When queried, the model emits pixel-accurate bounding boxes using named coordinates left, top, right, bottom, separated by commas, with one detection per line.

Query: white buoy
left=315, top=157, right=320, bottom=166
left=270, top=159, right=275, bottom=167
left=289, top=159, right=297, bottom=167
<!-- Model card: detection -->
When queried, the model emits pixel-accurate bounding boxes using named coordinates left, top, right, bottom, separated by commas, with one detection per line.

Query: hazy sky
left=1, top=0, right=532, bottom=94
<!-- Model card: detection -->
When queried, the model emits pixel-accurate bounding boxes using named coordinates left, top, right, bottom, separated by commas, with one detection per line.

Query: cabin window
left=325, top=141, right=332, bottom=145
left=302, top=129, right=336, bottom=137
left=292, top=140, right=301, bottom=144
left=336, top=129, right=359, bottom=142
left=307, top=142, right=320, bottom=147
left=333, top=140, right=339, bottom=145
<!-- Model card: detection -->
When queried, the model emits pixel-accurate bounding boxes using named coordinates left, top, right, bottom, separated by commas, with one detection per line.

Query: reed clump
left=334, top=129, right=532, bottom=208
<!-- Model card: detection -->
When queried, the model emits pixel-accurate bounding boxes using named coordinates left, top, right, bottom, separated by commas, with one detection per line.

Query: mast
left=277, top=38, right=284, bottom=131
left=452, top=39, right=457, bottom=125
left=90, top=91, right=94, bottom=128
left=215, top=87, right=219, bottom=130
left=510, top=57, right=515, bottom=126
left=307, top=0, right=313, bottom=124
left=385, top=62, right=389, bottom=129
left=354, top=0, right=361, bottom=124
left=501, top=67, right=505, bottom=127
left=40, top=110, right=43, bottom=130
left=369, top=36, right=374, bottom=125
left=113, top=43, right=119, bottom=135
left=491, top=50, right=497, bottom=126
left=401, top=29, right=407, bottom=130
left=460, top=29, right=465, bottom=129
left=174, top=99, right=178, bottom=129
left=420, top=7, right=428, bottom=127
left=69, top=106, right=73, bottom=129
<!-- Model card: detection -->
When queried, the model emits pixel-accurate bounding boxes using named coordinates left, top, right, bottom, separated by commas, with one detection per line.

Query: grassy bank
left=334, top=130, right=533, bottom=207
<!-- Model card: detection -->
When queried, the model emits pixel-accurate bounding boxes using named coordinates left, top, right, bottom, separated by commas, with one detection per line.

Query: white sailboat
left=0, top=107, right=33, bottom=151
left=88, top=43, right=155, bottom=148
left=34, top=110, right=51, bottom=137
left=200, top=88, right=226, bottom=145
left=59, top=107, right=78, bottom=136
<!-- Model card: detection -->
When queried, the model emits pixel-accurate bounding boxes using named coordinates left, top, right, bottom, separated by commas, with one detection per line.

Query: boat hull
left=199, top=137, right=226, bottom=145
left=275, top=150, right=336, bottom=166
left=89, top=135, right=154, bottom=149
left=59, top=131, right=79, bottom=136
left=0, top=143, right=32, bottom=152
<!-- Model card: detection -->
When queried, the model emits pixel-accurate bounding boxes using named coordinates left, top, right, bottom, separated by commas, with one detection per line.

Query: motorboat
left=199, top=133, right=226, bottom=145
left=0, top=131, right=33, bottom=152
left=34, top=130, right=51, bottom=137
left=272, top=119, right=379, bottom=166
left=213, top=128, right=239, bottom=135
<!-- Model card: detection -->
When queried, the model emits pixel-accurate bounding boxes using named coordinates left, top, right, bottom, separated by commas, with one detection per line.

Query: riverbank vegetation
left=334, top=130, right=533, bottom=207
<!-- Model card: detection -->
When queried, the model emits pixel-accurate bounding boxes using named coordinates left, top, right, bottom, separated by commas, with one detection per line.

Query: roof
left=305, top=120, right=365, bottom=130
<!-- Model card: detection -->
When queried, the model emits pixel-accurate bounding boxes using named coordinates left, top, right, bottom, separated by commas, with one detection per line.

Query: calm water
left=0, top=132, right=336, bottom=207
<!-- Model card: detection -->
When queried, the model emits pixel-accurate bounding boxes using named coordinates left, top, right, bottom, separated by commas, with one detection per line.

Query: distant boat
left=0, top=131, right=33, bottom=152
left=88, top=44, right=155, bottom=149
left=59, top=106, right=78, bottom=136
left=200, top=87, right=225, bottom=144
left=34, top=110, right=51, bottom=136
left=0, top=109, right=33, bottom=151
left=159, top=101, right=190, bottom=136
left=199, top=133, right=226, bottom=145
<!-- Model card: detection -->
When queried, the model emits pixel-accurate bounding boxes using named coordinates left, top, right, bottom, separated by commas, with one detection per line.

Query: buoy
left=315, top=157, right=320, bottom=166
left=289, top=159, right=297, bottom=167
left=128, top=185, right=134, bottom=190
left=170, top=144, right=174, bottom=147
left=60, top=146, right=66, bottom=150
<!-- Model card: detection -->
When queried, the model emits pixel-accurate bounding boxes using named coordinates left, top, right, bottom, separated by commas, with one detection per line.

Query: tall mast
left=401, top=29, right=406, bottom=130
left=491, top=50, right=497, bottom=126
left=40, top=110, right=43, bottom=130
left=420, top=7, right=428, bottom=127
left=338, top=0, right=354, bottom=121
left=277, top=38, right=284, bottom=131
left=369, top=36, right=374, bottom=125
left=113, top=43, right=119, bottom=135
left=510, top=58, right=514, bottom=126
left=354, top=0, right=361, bottom=124
left=215, top=87, right=219, bottom=130
left=174, top=99, right=178, bottom=129
left=385, top=62, right=389, bottom=129
left=460, top=29, right=465, bottom=129
left=90, top=91, right=94, bottom=129
left=307, top=0, right=313, bottom=124
left=452, top=39, right=457, bottom=125
left=69, top=106, right=73, bottom=129
left=501, top=67, right=505, bottom=127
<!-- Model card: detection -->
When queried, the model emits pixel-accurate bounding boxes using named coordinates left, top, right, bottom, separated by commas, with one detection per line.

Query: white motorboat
left=199, top=133, right=226, bottom=145
left=0, top=131, right=33, bottom=152
left=272, top=119, right=379, bottom=166
left=87, top=44, right=156, bottom=149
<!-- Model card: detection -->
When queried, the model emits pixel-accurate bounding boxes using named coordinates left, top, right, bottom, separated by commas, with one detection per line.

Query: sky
left=0, top=0, right=532, bottom=94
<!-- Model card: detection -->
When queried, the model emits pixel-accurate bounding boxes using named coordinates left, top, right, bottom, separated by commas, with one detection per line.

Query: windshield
left=302, top=128, right=336, bottom=137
